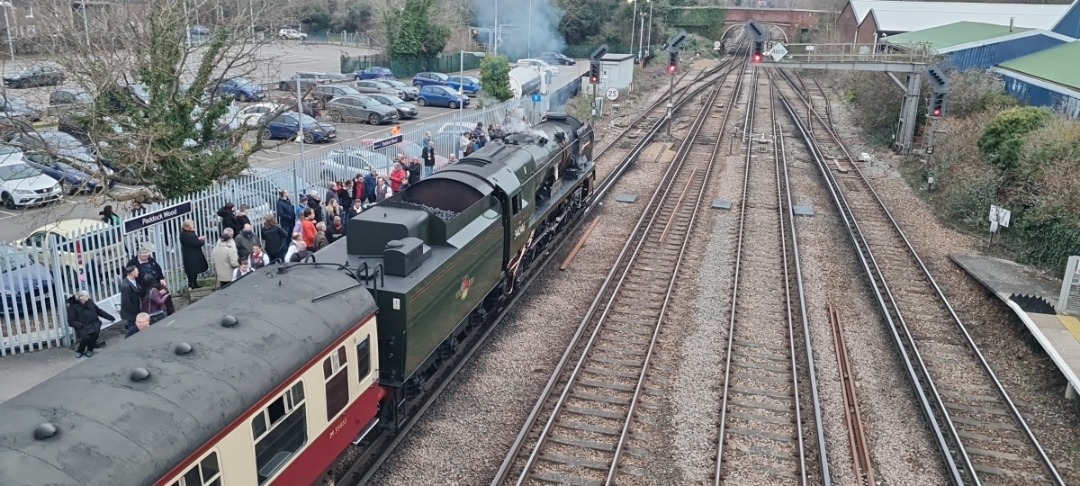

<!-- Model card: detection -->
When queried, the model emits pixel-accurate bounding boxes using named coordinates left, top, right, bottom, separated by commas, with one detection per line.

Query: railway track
left=335, top=56, right=747, bottom=485
left=773, top=70, right=1065, bottom=485
left=491, top=60, right=741, bottom=486
left=712, top=67, right=828, bottom=485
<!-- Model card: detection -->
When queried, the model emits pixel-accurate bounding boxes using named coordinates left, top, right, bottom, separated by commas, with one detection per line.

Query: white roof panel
left=848, top=1, right=1069, bottom=32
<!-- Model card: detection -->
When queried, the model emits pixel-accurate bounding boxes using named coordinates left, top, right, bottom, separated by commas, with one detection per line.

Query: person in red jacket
left=390, top=162, right=407, bottom=193
left=300, top=208, right=317, bottom=251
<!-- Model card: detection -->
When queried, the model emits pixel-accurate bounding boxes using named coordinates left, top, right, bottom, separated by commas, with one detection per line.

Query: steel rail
left=829, top=305, right=876, bottom=486
left=343, top=60, right=744, bottom=486
left=777, top=70, right=1064, bottom=485
left=490, top=58, right=748, bottom=486
left=509, top=80, right=724, bottom=486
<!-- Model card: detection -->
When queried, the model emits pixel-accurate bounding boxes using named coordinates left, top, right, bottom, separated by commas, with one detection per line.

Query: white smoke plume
left=473, top=0, right=566, bottom=59
left=500, top=107, right=530, bottom=134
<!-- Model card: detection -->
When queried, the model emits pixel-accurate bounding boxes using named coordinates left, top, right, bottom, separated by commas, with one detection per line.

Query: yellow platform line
left=1057, top=315, right=1080, bottom=342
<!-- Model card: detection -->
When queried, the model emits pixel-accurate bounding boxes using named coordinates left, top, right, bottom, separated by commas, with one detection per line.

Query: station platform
left=950, top=254, right=1080, bottom=399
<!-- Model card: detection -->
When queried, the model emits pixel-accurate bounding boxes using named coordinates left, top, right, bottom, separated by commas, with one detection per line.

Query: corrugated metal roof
left=998, top=41, right=1080, bottom=90
left=884, top=21, right=1031, bottom=50
left=1051, top=0, right=1080, bottom=38
left=847, top=1, right=1069, bottom=32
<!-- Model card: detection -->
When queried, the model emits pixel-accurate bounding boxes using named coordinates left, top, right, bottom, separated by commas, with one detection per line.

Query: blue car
left=354, top=67, right=394, bottom=80
left=417, top=85, right=470, bottom=109
left=0, top=244, right=53, bottom=315
left=412, top=72, right=449, bottom=89
left=8, top=131, right=115, bottom=194
left=214, top=77, right=267, bottom=102
left=446, top=75, right=481, bottom=97
left=261, top=112, right=338, bottom=143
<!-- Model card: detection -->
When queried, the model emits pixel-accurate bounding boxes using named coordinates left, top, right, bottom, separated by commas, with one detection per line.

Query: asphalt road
left=0, top=47, right=588, bottom=243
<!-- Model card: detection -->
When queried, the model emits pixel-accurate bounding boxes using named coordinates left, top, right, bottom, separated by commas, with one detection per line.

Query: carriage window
left=170, top=451, right=221, bottom=486
left=357, top=337, right=371, bottom=381
left=512, top=194, right=522, bottom=214
left=324, top=345, right=349, bottom=421
left=252, top=383, right=307, bottom=485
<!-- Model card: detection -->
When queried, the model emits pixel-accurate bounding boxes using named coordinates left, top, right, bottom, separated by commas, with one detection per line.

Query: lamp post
left=526, top=0, right=533, bottom=57
left=645, top=0, right=653, bottom=55
left=79, top=0, right=90, bottom=46
left=628, top=0, right=636, bottom=56
left=459, top=49, right=484, bottom=121
left=493, top=0, right=498, bottom=55
left=638, top=12, right=645, bottom=60
left=0, top=2, right=13, bottom=63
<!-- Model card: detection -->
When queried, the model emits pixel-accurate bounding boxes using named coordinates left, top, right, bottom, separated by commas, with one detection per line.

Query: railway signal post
left=665, top=31, right=688, bottom=137
left=589, top=44, right=609, bottom=120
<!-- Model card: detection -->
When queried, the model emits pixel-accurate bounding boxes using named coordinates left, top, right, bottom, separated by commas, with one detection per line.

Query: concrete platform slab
left=950, top=254, right=1080, bottom=399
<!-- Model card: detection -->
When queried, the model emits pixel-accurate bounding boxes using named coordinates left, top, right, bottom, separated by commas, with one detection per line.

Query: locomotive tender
left=0, top=113, right=595, bottom=485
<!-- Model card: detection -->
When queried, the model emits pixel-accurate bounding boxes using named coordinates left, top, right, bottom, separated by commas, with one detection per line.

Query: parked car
left=446, top=75, right=481, bottom=97
left=231, top=102, right=289, bottom=127
left=0, top=98, right=42, bottom=122
left=19, top=219, right=125, bottom=290
left=8, top=131, right=115, bottom=194
left=382, top=79, right=419, bottom=100
left=417, top=85, right=469, bottom=109
left=323, top=148, right=393, bottom=181
left=412, top=72, right=450, bottom=89
left=0, top=145, right=63, bottom=208
left=213, top=77, right=267, bottom=102
left=540, top=51, right=575, bottom=66
left=364, top=93, right=418, bottom=119
left=47, top=89, right=93, bottom=115
left=360, top=139, right=449, bottom=169
left=3, top=66, right=65, bottom=89
left=0, top=116, right=33, bottom=142
left=0, top=243, right=54, bottom=315
left=517, top=58, right=560, bottom=75
left=278, top=71, right=336, bottom=92
left=437, top=122, right=475, bottom=135
left=354, top=67, right=394, bottom=80
left=310, top=84, right=365, bottom=104
left=278, top=28, right=307, bottom=40
left=261, top=112, right=337, bottom=143
left=324, top=95, right=399, bottom=125
left=353, top=80, right=403, bottom=97
left=190, top=25, right=210, bottom=35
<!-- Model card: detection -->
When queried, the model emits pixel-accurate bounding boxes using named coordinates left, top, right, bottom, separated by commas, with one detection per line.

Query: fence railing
left=305, top=31, right=383, bottom=49
left=0, top=95, right=556, bottom=356
left=340, top=52, right=486, bottom=77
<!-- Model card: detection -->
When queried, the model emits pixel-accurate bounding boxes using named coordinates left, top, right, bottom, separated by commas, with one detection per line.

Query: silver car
left=324, top=95, right=400, bottom=125
left=381, top=79, right=420, bottom=101
left=324, top=147, right=393, bottom=180
left=353, top=80, right=403, bottom=97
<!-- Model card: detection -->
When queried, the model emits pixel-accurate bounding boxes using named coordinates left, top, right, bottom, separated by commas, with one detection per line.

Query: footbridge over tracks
left=669, top=6, right=833, bottom=42
left=753, top=42, right=939, bottom=154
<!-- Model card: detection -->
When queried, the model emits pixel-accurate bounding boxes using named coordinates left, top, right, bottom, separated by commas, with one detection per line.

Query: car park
left=0, top=98, right=42, bottom=122
left=213, top=77, right=268, bottom=102
left=412, top=72, right=449, bottom=88
left=278, top=71, right=335, bottom=92
left=18, top=218, right=125, bottom=287
left=310, top=84, right=365, bottom=104
left=323, top=95, right=399, bottom=125
left=417, top=85, right=469, bottom=109
left=261, top=112, right=337, bottom=143
left=0, top=116, right=33, bottom=141
left=0, top=243, right=54, bottom=316
left=363, top=93, right=418, bottom=119
left=446, top=75, right=481, bottom=96
left=3, top=66, right=65, bottom=89
left=382, top=79, right=419, bottom=100
left=540, top=51, right=575, bottom=66
left=354, top=66, right=394, bottom=80
left=0, top=145, right=64, bottom=208
left=352, top=80, right=403, bottom=98
left=231, top=102, right=290, bottom=127
left=278, top=28, right=307, bottom=40
left=360, top=139, right=449, bottom=168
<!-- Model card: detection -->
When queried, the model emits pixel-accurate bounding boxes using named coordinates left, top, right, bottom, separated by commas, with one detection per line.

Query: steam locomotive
left=0, top=113, right=595, bottom=485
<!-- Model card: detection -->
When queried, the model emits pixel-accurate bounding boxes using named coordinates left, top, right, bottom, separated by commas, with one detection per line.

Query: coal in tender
left=405, top=203, right=458, bottom=222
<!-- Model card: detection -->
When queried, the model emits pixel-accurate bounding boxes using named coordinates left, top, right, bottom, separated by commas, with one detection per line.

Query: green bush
left=843, top=72, right=901, bottom=145
left=1013, top=198, right=1080, bottom=272
left=977, top=106, right=1051, bottom=171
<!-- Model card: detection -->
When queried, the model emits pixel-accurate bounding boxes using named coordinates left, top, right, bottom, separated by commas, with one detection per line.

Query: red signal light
left=932, top=108, right=941, bottom=117
left=753, top=53, right=762, bottom=63
left=667, top=64, right=676, bottom=74
left=590, top=76, right=598, bottom=84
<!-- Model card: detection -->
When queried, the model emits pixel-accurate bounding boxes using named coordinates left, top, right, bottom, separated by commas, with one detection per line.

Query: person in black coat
left=217, top=203, right=238, bottom=233
left=67, top=291, right=115, bottom=358
left=276, top=191, right=295, bottom=233
left=260, top=214, right=289, bottom=263
left=422, top=140, right=436, bottom=177
left=180, top=219, right=209, bottom=289
left=119, top=265, right=142, bottom=337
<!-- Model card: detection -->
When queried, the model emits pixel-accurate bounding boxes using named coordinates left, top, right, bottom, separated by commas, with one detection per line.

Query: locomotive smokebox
left=383, top=237, right=429, bottom=277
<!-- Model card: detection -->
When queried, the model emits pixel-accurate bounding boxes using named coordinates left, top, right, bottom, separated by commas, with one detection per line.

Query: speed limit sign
left=606, top=88, right=619, bottom=101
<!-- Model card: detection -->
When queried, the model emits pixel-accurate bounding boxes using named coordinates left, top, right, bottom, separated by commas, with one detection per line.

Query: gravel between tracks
left=366, top=62, right=707, bottom=484
left=830, top=117, right=1080, bottom=481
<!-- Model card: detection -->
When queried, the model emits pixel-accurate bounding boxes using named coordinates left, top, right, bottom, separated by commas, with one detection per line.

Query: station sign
left=371, top=134, right=404, bottom=151
left=124, top=201, right=192, bottom=234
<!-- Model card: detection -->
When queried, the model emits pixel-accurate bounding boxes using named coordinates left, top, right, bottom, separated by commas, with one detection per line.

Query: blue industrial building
left=1052, top=0, right=1080, bottom=38
left=884, top=22, right=1072, bottom=71
left=993, top=41, right=1080, bottom=119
